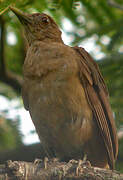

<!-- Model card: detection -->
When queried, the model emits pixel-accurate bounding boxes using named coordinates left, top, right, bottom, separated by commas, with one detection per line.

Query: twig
left=107, top=0, right=123, bottom=11
left=0, top=6, right=9, bottom=16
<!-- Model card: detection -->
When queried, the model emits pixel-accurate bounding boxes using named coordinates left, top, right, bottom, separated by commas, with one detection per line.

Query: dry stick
left=107, top=0, right=123, bottom=11
left=0, top=6, right=9, bottom=15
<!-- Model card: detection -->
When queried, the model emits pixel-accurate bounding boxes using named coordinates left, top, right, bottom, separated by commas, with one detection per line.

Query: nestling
left=10, top=7, right=118, bottom=169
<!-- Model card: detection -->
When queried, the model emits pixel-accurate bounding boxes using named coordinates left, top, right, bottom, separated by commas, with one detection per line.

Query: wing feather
left=73, top=46, right=118, bottom=169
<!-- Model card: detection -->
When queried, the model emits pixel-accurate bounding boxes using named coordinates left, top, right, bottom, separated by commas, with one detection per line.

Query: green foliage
left=0, top=115, right=22, bottom=151
left=116, top=137, right=123, bottom=172
left=99, top=54, right=123, bottom=127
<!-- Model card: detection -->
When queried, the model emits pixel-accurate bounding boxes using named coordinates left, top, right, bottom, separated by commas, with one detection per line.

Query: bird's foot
left=76, top=155, right=91, bottom=176
left=34, top=157, right=49, bottom=169
left=51, top=157, right=60, bottom=163
left=82, top=154, right=91, bottom=167
left=34, top=158, right=42, bottom=165
left=76, top=159, right=83, bottom=176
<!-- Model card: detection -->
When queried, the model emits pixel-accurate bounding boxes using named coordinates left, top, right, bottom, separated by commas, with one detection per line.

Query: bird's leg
left=82, top=153, right=91, bottom=167
left=44, top=157, right=49, bottom=169
left=83, top=153, right=87, bottom=162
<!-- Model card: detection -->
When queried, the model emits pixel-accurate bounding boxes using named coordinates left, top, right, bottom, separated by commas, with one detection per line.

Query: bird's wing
left=73, top=46, right=118, bottom=169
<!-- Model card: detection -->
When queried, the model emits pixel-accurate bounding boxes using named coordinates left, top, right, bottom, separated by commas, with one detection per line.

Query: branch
left=0, top=159, right=123, bottom=180
left=107, top=0, right=123, bottom=10
left=0, top=16, right=22, bottom=94
left=0, top=70, right=22, bottom=94
left=0, top=71, right=22, bottom=94
left=0, top=16, right=6, bottom=74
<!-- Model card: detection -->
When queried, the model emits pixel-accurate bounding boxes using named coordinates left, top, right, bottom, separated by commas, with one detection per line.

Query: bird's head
left=9, top=7, right=63, bottom=45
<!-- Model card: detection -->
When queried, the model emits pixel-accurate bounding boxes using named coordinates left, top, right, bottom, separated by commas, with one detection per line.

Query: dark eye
left=42, top=17, right=49, bottom=23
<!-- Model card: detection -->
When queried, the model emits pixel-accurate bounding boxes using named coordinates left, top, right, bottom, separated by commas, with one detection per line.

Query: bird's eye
left=42, top=17, right=49, bottom=23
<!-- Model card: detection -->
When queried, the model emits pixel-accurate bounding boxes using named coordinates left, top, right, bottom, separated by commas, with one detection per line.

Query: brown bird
left=10, top=7, right=118, bottom=169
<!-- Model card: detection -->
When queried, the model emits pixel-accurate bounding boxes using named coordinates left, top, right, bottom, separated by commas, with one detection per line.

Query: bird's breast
left=25, top=75, right=93, bottom=150
left=23, top=41, right=94, bottom=157
left=23, top=41, right=79, bottom=79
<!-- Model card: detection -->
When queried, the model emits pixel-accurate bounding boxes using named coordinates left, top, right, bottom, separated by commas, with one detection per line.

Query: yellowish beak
left=9, top=6, right=32, bottom=25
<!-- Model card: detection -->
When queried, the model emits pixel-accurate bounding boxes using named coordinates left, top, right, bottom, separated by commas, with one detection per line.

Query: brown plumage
left=10, top=7, right=118, bottom=169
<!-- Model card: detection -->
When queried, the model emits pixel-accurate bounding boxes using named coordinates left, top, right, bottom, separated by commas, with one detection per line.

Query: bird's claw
left=34, top=158, right=42, bottom=165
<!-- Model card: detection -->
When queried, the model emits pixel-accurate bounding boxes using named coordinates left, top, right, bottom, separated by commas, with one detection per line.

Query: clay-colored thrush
left=10, top=7, right=118, bottom=169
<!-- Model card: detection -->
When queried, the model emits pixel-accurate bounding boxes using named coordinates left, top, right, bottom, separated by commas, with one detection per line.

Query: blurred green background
left=0, top=0, right=123, bottom=172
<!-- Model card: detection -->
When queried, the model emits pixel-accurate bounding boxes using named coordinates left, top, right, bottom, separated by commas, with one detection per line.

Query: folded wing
left=73, top=46, right=118, bottom=169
